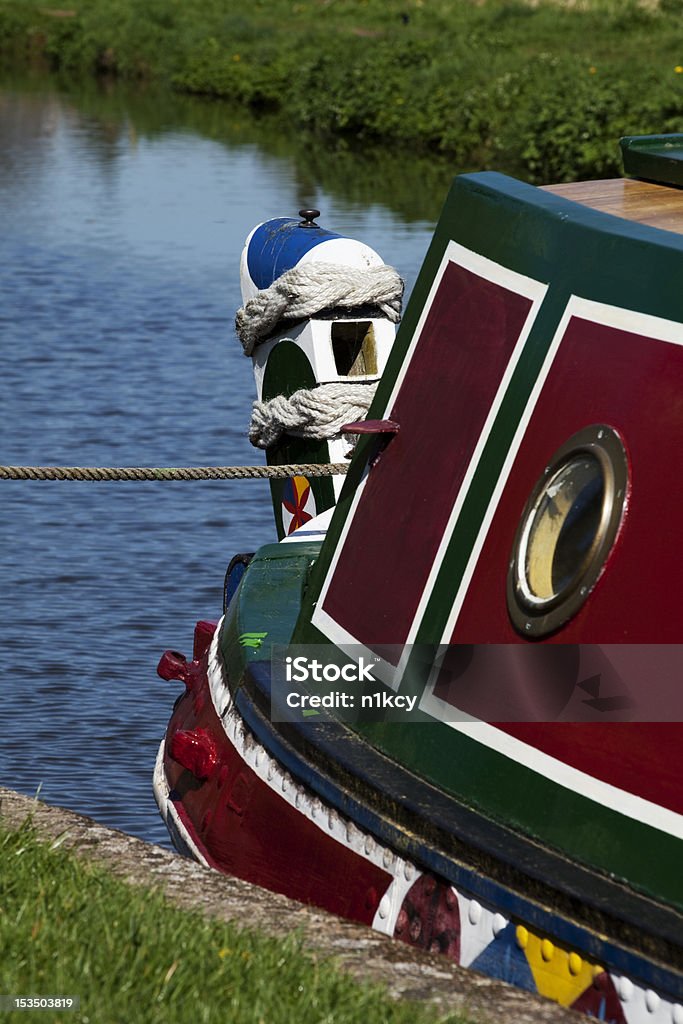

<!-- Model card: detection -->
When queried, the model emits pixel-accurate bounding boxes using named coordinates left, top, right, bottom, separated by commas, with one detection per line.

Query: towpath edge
left=0, top=787, right=577, bottom=1024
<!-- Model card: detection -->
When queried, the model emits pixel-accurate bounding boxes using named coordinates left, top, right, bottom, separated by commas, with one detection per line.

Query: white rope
left=249, top=381, right=378, bottom=449
left=236, top=262, right=404, bottom=355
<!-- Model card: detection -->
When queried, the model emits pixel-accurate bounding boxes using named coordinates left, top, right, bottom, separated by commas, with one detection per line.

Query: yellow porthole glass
left=507, top=426, right=628, bottom=637
left=524, top=454, right=603, bottom=602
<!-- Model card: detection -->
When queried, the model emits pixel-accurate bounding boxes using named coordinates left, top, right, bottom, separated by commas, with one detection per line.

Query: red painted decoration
left=157, top=650, right=191, bottom=688
left=193, top=620, right=217, bottom=661
left=164, top=654, right=392, bottom=924
left=169, top=728, right=218, bottom=781
left=452, top=315, right=683, bottom=642
left=340, top=419, right=400, bottom=435
left=394, top=874, right=461, bottom=960
left=570, top=971, right=627, bottom=1023
left=444, top=314, right=683, bottom=814
left=501, top=721, right=683, bottom=817
left=282, top=476, right=313, bottom=535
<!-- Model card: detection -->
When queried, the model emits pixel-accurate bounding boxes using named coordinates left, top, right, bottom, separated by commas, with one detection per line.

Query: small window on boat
left=331, top=321, right=377, bottom=376
left=507, top=426, right=628, bottom=637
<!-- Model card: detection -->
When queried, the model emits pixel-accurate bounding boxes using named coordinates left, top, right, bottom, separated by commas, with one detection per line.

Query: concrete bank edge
left=0, top=787, right=577, bottom=1024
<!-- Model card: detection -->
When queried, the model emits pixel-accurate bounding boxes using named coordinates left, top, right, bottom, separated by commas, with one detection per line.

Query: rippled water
left=0, top=80, right=436, bottom=845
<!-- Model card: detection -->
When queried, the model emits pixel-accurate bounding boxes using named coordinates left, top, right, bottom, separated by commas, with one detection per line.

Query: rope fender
left=249, top=381, right=378, bottom=449
left=235, top=261, right=404, bottom=356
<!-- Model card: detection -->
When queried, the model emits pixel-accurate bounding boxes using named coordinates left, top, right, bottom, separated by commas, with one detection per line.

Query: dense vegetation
left=0, top=820, right=468, bottom=1024
left=2, top=0, right=683, bottom=182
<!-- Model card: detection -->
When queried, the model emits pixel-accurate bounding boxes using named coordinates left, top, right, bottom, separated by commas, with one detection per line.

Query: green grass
left=0, top=820, right=470, bottom=1024
left=1, top=0, right=683, bottom=180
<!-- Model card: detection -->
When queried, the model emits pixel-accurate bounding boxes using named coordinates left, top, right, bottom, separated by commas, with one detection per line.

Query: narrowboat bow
left=154, top=136, right=683, bottom=1022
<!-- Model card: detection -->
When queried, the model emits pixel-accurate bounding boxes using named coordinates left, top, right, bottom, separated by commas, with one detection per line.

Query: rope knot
left=236, top=262, right=404, bottom=355
left=249, top=381, right=378, bottom=449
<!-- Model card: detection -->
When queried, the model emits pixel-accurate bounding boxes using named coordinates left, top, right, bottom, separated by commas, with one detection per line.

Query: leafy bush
left=2, top=0, right=683, bottom=181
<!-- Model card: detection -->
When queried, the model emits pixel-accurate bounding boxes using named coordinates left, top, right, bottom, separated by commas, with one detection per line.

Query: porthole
left=507, top=425, right=628, bottom=637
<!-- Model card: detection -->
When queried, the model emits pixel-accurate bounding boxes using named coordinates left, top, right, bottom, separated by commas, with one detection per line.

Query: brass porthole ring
left=507, top=425, right=629, bottom=638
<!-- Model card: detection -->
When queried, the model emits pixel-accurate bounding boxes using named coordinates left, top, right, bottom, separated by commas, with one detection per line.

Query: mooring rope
left=0, top=463, right=348, bottom=482
left=2, top=265, right=400, bottom=482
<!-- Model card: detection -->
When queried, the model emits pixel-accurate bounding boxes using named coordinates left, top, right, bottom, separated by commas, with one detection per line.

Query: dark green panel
left=350, top=718, right=682, bottom=911
left=221, top=541, right=320, bottom=689
left=621, top=133, right=683, bottom=186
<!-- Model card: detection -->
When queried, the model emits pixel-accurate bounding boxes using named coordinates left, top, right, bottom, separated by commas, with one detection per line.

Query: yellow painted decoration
left=524, top=930, right=603, bottom=1006
left=568, top=952, right=583, bottom=976
left=515, top=925, right=529, bottom=950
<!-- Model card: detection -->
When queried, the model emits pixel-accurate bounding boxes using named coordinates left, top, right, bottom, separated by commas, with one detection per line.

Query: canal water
left=0, top=74, right=444, bottom=846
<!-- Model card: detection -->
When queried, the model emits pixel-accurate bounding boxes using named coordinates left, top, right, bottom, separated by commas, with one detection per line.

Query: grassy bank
left=1, top=0, right=683, bottom=182
left=0, top=820, right=468, bottom=1024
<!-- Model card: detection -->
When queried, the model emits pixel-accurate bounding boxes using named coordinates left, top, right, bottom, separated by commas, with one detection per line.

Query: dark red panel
left=322, top=261, right=534, bottom=648
left=500, top=722, right=683, bottom=815
left=452, top=314, right=683, bottom=643
left=449, top=313, right=683, bottom=813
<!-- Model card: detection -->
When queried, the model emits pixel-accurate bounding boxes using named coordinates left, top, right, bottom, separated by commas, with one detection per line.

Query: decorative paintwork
left=447, top=296, right=683, bottom=645
left=281, top=475, right=316, bottom=536
left=259, top=338, right=335, bottom=539
left=241, top=216, right=384, bottom=297
left=242, top=218, right=396, bottom=539
left=299, top=171, right=683, bottom=648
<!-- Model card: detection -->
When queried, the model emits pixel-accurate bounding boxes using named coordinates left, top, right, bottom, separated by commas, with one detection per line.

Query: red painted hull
left=155, top=622, right=681, bottom=1020
left=159, top=623, right=467, bottom=957
left=166, top=702, right=391, bottom=925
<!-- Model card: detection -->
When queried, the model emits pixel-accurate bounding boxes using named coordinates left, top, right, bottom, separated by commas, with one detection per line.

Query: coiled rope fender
left=249, top=381, right=378, bottom=450
left=235, top=262, right=404, bottom=356
left=0, top=464, right=348, bottom=482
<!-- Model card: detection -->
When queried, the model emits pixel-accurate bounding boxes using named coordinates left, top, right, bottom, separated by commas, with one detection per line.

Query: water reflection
left=0, top=68, right=458, bottom=223
left=0, top=76, right=437, bottom=845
